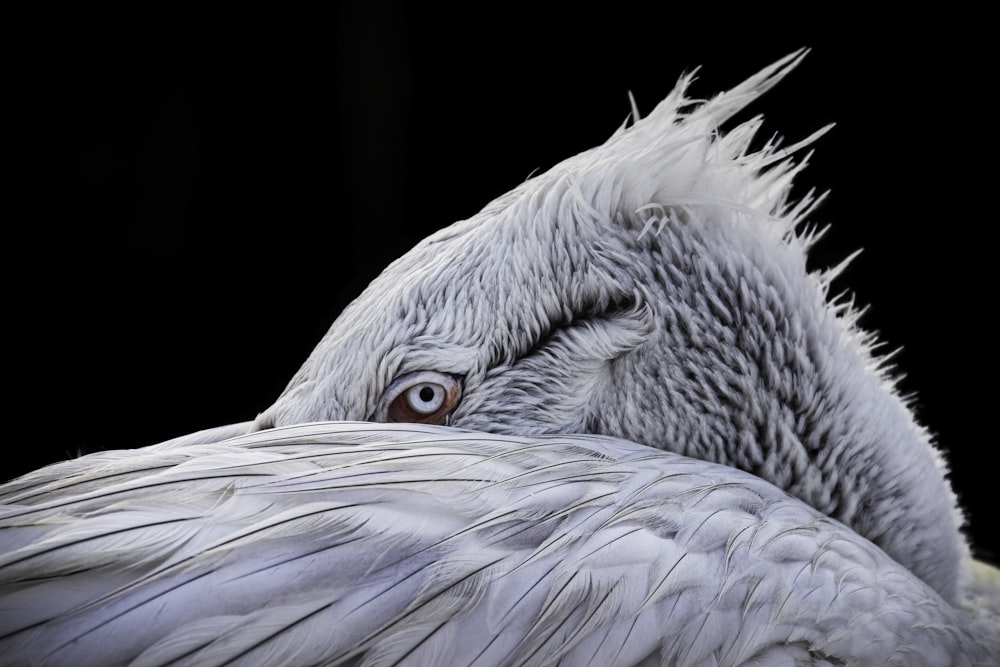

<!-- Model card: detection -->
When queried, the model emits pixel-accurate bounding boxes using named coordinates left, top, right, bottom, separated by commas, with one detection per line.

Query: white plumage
left=2, top=51, right=997, bottom=665
left=2, top=423, right=995, bottom=665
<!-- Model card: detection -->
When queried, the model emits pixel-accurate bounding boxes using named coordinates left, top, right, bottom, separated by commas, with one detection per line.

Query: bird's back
left=2, top=423, right=994, bottom=666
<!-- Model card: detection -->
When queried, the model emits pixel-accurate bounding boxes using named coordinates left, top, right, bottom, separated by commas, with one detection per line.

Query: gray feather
left=2, top=424, right=995, bottom=665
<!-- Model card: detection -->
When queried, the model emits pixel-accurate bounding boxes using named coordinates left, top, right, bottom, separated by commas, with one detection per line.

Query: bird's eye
left=371, top=371, right=463, bottom=425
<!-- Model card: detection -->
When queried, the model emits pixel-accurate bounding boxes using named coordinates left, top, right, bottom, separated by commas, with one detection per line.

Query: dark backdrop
left=15, top=7, right=995, bottom=561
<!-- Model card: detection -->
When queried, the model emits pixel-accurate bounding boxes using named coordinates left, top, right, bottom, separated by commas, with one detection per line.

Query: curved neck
left=591, top=221, right=969, bottom=601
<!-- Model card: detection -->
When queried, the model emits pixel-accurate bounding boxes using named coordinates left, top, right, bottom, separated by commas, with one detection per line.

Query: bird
left=2, top=50, right=997, bottom=665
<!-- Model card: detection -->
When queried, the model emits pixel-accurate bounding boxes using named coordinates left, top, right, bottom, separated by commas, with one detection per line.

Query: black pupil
left=419, top=386, right=436, bottom=403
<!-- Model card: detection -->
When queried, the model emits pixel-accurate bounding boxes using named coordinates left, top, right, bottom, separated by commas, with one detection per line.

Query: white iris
left=406, top=383, right=445, bottom=414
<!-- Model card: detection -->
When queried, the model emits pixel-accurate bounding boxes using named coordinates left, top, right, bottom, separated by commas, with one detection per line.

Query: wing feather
left=1, top=422, right=996, bottom=666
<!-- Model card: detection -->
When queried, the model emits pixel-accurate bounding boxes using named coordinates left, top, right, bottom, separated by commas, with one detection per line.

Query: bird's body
left=3, top=52, right=998, bottom=665
left=2, top=423, right=995, bottom=666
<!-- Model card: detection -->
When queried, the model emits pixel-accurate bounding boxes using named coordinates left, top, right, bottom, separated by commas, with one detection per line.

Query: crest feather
left=514, top=49, right=831, bottom=251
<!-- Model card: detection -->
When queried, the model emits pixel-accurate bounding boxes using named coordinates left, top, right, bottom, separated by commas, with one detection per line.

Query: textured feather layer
left=1, top=423, right=996, bottom=666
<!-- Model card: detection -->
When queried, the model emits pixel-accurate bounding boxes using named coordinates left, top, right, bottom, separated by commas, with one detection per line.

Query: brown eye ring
left=371, top=371, right=463, bottom=425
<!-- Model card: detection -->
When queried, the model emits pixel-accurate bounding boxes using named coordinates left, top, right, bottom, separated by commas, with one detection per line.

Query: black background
left=14, top=8, right=995, bottom=560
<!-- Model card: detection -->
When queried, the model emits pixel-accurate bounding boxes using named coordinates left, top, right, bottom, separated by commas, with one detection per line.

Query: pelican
left=2, top=51, right=997, bottom=665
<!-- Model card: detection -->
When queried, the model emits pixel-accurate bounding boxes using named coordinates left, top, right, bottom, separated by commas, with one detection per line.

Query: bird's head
left=255, top=52, right=969, bottom=602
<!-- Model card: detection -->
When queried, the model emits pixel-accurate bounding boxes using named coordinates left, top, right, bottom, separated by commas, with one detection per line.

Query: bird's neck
left=592, top=222, right=969, bottom=601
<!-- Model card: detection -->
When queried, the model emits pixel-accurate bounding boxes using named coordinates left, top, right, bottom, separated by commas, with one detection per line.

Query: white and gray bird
left=2, top=51, right=998, bottom=665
